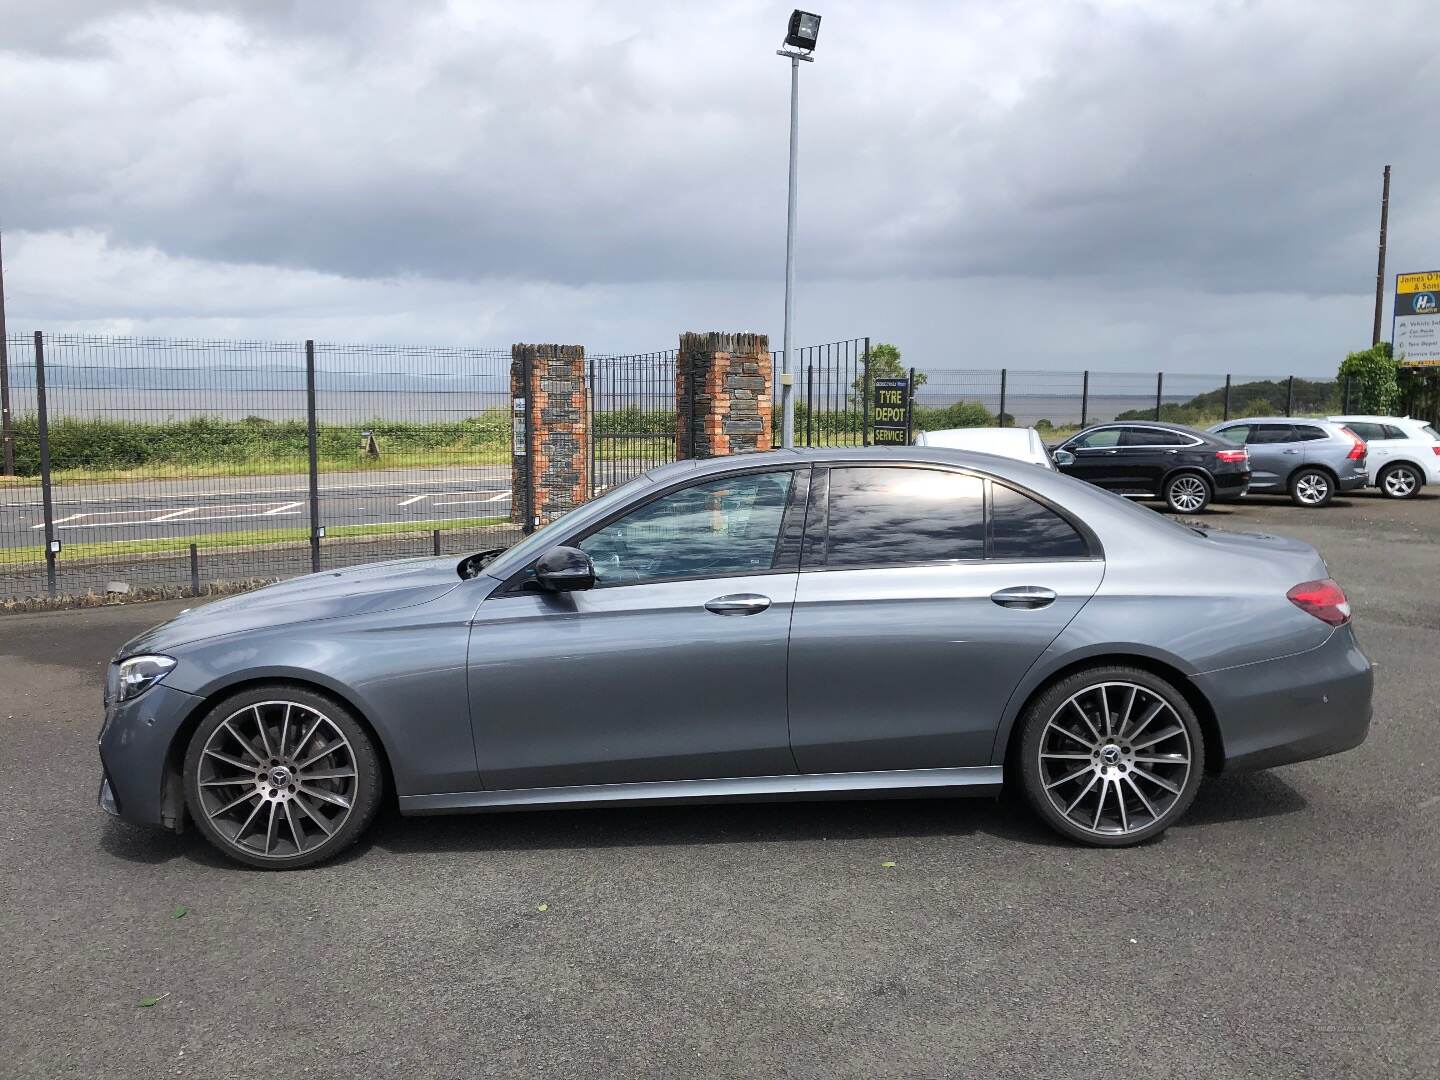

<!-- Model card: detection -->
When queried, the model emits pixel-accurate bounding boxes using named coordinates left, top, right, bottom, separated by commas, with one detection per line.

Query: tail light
left=1287, top=578, right=1351, bottom=627
left=1346, top=437, right=1367, bottom=461
left=1431, top=446, right=1440, bottom=456
left=1215, top=449, right=1247, bottom=464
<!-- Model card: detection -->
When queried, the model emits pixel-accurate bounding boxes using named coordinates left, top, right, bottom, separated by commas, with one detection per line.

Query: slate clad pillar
left=511, top=344, right=588, bottom=529
left=675, top=332, right=774, bottom=459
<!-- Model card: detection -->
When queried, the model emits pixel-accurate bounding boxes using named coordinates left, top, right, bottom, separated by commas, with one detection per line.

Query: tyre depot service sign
left=1393, top=271, right=1440, bottom=366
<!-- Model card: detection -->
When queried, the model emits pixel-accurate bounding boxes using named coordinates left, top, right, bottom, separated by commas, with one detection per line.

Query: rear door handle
left=705, top=594, right=772, bottom=616
left=1283, top=449, right=1301, bottom=455
left=991, top=586, right=1057, bottom=610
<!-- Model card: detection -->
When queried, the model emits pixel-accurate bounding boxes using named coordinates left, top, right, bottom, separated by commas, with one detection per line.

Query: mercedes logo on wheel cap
left=269, top=766, right=293, bottom=787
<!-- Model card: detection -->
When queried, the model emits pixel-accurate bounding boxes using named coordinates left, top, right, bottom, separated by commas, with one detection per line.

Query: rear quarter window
left=989, top=485, right=1090, bottom=559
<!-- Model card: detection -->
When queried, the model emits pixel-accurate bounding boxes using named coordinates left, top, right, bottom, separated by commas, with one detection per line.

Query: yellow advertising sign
left=1396, top=271, right=1440, bottom=294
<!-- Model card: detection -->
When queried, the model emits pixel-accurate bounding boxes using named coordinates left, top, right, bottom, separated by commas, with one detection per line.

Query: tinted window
left=1422, top=425, right=1439, bottom=441
left=825, top=467, right=984, bottom=568
left=1345, top=421, right=1383, bottom=440
left=1119, top=427, right=1183, bottom=447
left=1215, top=425, right=1251, bottom=445
left=1382, top=424, right=1408, bottom=440
left=578, top=471, right=792, bottom=586
left=1294, top=425, right=1330, bottom=441
left=1073, top=428, right=1121, bottom=448
left=1249, top=424, right=1297, bottom=444
left=990, top=485, right=1089, bottom=559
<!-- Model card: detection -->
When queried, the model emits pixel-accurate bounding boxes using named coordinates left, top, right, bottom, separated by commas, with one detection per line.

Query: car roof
left=1219, top=416, right=1342, bottom=428
left=1327, top=414, right=1417, bottom=423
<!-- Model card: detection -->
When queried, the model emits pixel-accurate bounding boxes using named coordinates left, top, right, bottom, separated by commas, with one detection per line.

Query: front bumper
left=1193, top=623, right=1372, bottom=773
left=97, top=681, right=204, bottom=827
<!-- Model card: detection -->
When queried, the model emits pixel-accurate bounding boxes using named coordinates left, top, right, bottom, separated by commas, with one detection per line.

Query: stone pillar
left=511, top=344, right=588, bottom=529
left=675, top=332, right=774, bottom=459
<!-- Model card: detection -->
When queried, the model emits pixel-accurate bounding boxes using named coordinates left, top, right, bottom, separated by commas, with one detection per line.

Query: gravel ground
left=1, top=489, right=1436, bottom=1079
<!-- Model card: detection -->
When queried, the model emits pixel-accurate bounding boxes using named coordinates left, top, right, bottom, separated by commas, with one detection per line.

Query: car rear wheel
left=1017, top=666, right=1205, bottom=847
left=1163, top=472, right=1211, bottom=514
left=182, top=685, right=384, bottom=870
left=1289, top=467, right=1334, bottom=508
left=1378, top=462, right=1422, bottom=499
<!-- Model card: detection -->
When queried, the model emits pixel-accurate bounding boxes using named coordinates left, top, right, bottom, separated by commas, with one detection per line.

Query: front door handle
left=991, top=586, right=1057, bottom=610
left=1283, top=449, right=1301, bottom=455
left=705, top=594, right=772, bottom=616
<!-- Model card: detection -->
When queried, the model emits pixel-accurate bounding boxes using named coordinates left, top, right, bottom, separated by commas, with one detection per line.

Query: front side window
left=1072, top=428, right=1121, bottom=449
left=1421, top=424, right=1440, bottom=442
left=823, top=467, right=984, bottom=568
left=990, top=484, right=1089, bottom=559
left=577, top=471, right=793, bottom=586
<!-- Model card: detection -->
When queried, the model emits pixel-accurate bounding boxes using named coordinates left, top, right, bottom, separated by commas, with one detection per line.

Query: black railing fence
left=589, top=350, right=677, bottom=497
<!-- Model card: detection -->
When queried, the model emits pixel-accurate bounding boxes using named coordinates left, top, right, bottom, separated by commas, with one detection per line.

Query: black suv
left=1051, top=422, right=1251, bottom=513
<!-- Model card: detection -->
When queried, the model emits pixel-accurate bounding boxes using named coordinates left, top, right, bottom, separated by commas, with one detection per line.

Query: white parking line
left=397, top=494, right=429, bottom=507
left=153, top=508, right=197, bottom=522
left=265, top=501, right=303, bottom=515
left=485, top=489, right=513, bottom=503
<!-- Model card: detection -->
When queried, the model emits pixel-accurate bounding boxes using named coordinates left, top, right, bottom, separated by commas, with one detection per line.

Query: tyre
left=1377, top=462, right=1422, bottom=500
left=1289, top=467, right=1334, bottom=508
left=1017, top=665, right=1205, bottom=847
left=1163, top=471, right=1211, bottom=514
left=182, top=684, right=384, bottom=869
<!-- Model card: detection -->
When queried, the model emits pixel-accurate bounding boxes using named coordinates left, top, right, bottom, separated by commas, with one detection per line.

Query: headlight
left=116, top=655, right=177, bottom=701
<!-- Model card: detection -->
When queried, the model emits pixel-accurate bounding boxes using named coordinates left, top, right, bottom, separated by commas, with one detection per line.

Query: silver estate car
left=98, top=447, right=1373, bottom=868
left=1208, top=418, right=1368, bottom=507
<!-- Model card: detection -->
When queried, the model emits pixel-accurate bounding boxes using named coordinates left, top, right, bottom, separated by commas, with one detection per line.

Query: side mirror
left=1052, top=449, right=1076, bottom=467
left=534, top=546, right=595, bottom=592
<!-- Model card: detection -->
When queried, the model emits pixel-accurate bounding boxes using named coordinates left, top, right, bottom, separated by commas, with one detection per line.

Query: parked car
left=98, top=447, right=1371, bottom=868
left=1050, top=422, right=1250, bottom=514
left=914, top=426, right=1054, bottom=468
left=1207, top=418, right=1367, bottom=507
left=1326, top=414, right=1440, bottom=499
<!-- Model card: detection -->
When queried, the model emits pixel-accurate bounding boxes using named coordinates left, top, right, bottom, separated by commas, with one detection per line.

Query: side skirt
left=399, top=766, right=1004, bottom=816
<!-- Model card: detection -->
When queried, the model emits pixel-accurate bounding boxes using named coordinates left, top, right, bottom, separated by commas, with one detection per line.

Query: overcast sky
left=1, top=0, right=1435, bottom=375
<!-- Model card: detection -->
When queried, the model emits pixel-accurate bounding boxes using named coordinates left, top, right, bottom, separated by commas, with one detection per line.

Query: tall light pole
left=777, top=10, right=821, bottom=449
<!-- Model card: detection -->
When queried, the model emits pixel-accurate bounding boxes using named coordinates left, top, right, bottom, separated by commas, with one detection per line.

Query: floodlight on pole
left=776, top=10, right=820, bottom=450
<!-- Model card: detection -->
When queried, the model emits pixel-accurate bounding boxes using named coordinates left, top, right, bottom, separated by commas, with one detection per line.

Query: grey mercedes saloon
left=97, top=447, right=1373, bottom=868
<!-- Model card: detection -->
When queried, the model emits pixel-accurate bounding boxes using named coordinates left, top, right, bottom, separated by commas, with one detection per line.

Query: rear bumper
left=1337, top=470, right=1369, bottom=492
left=1212, top=471, right=1251, bottom=502
left=1193, top=624, right=1372, bottom=773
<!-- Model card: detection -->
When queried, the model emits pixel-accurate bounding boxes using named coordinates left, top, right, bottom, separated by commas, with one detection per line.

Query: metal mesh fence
left=0, top=331, right=1383, bottom=607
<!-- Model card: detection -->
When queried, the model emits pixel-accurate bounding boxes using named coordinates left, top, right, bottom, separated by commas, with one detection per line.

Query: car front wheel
left=1017, top=666, right=1205, bottom=847
left=1378, top=462, right=1422, bottom=499
left=182, top=685, right=384, bottom=869
left=1163, top=472, right=1211, bottom=514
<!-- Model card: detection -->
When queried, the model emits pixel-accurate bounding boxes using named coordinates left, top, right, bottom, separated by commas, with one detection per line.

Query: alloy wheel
left=1382, top=466, right=1418, bottom=498
left=1294, top=472, right=1330, bottom=506
left=1036, top=681, right=1193, bottom=838
left=1167, top=475, right=1208, bottom=513
left=194, top=700, right=358, bottom=861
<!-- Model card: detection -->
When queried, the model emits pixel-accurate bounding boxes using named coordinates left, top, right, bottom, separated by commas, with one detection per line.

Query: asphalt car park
left=1, top=488, right=1436, bottom=1078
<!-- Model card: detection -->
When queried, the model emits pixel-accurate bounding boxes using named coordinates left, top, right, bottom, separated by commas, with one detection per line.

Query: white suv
left=1327, top=414, right=1440, bottom=498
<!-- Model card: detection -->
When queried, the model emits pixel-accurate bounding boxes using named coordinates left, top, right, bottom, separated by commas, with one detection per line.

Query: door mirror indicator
left=1052, top=449, right=1076, bottom=467
left=534, top=546, right=596, bottom=592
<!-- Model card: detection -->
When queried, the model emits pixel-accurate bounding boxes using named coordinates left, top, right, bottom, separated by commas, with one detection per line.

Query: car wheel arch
left=1160, top=466, right=1213, bottom=494
left=1379, top=459, right=1425, bottom=484
left=992, top=649, right=1223, bottom=777
left=1289, top=462, right=1338, bottom=489
left=162, top=675, right=399, bottom=828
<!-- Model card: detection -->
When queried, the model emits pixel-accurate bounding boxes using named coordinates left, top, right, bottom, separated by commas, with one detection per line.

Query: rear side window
left=1345, top=421, right=1383, bottom=440
left=1215, top=425, right=1251, bottom=445
left=1423, top=425, right=1440, bottom=441
left=1382, top=424, right=1408, bottom=440
left=1249, top=424, right=1297, bottom=444
left=824, top=467, right=984, bottom=568
left=990, top=485, right=1089, bottom=559
left=1294, top=425, right=1330, bottom=441
left=1118, top=428, right=1180, bottom=447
